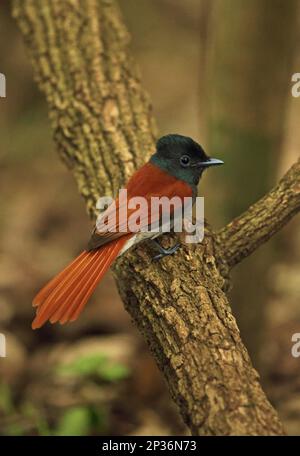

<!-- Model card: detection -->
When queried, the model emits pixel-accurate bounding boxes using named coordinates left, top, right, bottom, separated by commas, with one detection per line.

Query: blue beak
left=197, top=158, right=224, bottom=168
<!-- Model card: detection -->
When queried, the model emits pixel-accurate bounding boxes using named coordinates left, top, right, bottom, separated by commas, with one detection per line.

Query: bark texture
left=12, top=0, right=300, bottom=435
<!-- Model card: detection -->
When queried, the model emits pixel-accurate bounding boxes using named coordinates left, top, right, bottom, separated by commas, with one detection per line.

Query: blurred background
left=0, top=0, right=300, bottom=436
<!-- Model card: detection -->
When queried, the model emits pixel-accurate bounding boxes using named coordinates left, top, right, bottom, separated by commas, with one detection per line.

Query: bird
left=32, top=134, right=223, bottom=329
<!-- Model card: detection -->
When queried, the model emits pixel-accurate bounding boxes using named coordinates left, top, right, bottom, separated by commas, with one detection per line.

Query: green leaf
left=98, top=363, right=130, bottom=382
left=58, top=354, right=107, bottom=377
left=90, top=406, right=109, bottom=434
left=55, top=406, right=91, bottom=436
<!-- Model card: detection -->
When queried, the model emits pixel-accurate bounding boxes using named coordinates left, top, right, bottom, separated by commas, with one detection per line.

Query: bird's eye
left=180, top=155, right=190, bottom=167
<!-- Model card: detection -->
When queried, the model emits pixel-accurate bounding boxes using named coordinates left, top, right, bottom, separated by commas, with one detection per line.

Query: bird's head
left=150, top=134, right=223, bottom=187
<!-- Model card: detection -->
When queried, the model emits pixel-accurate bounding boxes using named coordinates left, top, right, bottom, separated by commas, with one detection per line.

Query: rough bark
left=12, top=0, right=300, bottom=435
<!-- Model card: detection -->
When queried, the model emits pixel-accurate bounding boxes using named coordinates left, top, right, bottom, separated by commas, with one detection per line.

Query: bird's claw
left=151, top=240, right=180, bottom=260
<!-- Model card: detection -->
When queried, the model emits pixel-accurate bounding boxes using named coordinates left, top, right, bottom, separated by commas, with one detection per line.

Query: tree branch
left=217, top=159, right=300, bottom=269
left=12, top=0, right=288, bottom=435
left=12, top=0, right=156, bottom=217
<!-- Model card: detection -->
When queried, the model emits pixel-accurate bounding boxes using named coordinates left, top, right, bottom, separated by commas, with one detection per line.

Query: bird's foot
left=151, top=239, right=180, bottom=260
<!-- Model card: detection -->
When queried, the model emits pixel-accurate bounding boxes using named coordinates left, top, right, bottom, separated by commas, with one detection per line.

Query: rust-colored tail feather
left=32, top=239, right=128, bottom=329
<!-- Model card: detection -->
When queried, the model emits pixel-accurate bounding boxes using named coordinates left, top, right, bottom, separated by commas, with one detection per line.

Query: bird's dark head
left=150, top=134, right=223, bottom=187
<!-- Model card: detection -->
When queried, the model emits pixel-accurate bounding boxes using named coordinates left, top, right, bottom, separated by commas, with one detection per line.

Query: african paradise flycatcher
left=32, top=134, right=223, bottom=329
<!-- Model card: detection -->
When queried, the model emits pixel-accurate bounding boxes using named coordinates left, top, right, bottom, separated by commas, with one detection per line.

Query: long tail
left=32, top=238, right=128, bottom=329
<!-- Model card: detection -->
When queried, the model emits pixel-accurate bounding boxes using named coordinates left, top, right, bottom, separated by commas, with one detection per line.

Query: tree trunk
left=12, top=0, right=300, bottom=435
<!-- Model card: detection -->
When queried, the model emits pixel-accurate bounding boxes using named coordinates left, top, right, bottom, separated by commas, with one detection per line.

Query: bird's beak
left=198, top=157, right=224, bottom=168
